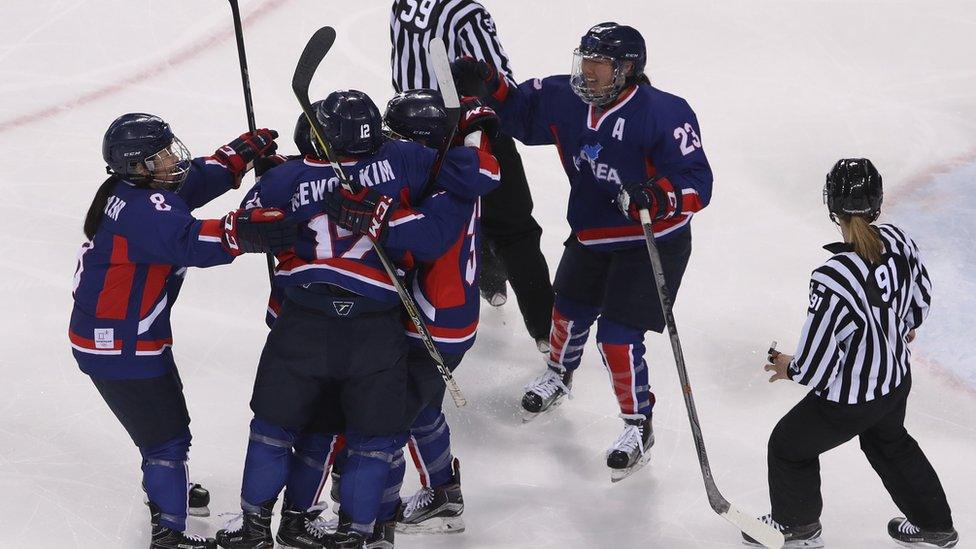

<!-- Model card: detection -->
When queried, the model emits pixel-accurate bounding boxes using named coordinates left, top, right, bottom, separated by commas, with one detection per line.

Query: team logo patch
left=333, top=301, right=354, bottom=316
left=580, top=143, right=602, bottom=163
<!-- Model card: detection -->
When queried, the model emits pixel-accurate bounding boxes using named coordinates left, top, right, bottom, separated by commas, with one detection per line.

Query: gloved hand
left=213, top=128, right=279, bottom=186
left=616, top=177, right=678, bottom=222
left=253, top=153, right=291, bottom=180
left=220, top=207, right=296, bottom=256
left=458, top=98, right=500, bottom=141
left=451, top=56, right=502, bottom=99
left=323, top=186, right=397, bottom=242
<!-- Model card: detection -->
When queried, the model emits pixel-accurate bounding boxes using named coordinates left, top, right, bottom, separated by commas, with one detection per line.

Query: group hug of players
left=69, top=17, right=959, bottom=549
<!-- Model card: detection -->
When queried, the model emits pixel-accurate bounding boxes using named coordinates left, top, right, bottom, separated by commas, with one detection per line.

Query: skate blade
left=894, top=541, right=954, bottom=549
left=609, top=451, right=652, bottom=483
left=187, top=505, right=210, bottom=517
left=744, top=536, right=824, bottom=548
left=396, top=516, right=465, bottom=535
left=520, top=398, right=565, bottom=423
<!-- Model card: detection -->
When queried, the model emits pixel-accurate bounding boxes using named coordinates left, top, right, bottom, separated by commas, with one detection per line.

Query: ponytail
left=839, top=215, right=883, bottom=264
left=84, top=175, right=121, bottom=240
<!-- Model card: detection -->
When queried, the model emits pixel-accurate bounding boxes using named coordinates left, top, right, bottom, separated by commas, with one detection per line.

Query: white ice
left=0, top=1, right=974, bottom=547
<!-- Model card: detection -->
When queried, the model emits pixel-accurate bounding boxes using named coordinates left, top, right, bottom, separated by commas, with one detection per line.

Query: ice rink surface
left=1, top=1, right=974, bottom=547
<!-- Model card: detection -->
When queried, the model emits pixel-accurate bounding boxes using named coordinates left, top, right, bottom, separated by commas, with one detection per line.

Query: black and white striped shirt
left=389, top=0, right=514, bottom=93
left=788, top=224, right=932, bottom=404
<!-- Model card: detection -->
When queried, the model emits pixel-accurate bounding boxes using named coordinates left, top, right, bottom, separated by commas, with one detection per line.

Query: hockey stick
left=637, top=208, right=784, bottom=549
left=227, top=0, right=276, bottom=285
left=291, top=26, right=467, bottom=408
left=418, top=39, right=462, bottom=199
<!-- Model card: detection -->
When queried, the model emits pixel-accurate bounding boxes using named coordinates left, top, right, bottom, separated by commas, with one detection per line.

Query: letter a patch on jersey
left=612, top=118, right=626, bottom=141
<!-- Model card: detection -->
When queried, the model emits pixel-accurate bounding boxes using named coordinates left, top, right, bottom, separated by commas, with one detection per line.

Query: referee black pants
left=480, top=133, right=554, bottom=340
left=768, top=375, right=953, bottom=531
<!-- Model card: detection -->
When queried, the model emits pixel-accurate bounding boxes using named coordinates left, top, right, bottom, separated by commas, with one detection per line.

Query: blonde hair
left=839, top=215, right=883, bottom=264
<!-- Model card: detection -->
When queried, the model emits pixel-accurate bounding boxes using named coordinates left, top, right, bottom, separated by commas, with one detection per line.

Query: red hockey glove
left=617, top=177, right=678, bottom=222
left=457, top=98, right=500, bottom=141
left=213, top=128, right=279, bottom=187
left=323, top=186, right=397, bottom=242
left=220, top=207, right=296, bottom=256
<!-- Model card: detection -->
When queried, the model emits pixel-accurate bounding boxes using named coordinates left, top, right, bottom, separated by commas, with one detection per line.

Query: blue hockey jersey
left=69, top=158, right=238, bottom=379
left=241, top=139, right=500, bottom=305
left=489, top=75, right=713, bottom=250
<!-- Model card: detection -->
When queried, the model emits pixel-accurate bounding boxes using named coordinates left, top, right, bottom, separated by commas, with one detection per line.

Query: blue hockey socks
left=140, top=430, right=191, bottom=531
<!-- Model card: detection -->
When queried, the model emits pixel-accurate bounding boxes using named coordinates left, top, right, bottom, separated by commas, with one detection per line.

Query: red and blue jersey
left=241, top=139, right=500, bottom=306
left=69, top=158, right=238, bottom=379
left=489, top=76, right=712, bottom=250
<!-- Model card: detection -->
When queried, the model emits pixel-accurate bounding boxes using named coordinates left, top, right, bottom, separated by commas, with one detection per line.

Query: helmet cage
left=570, top=49, right=629, bottom=106
left=138, top=137, right=191, bottom=191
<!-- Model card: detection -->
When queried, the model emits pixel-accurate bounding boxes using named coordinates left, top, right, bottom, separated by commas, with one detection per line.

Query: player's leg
left=521, top=237, right=606, bottom=419
left=479, top=237, right=508, bottom=306
left=91, top=369, right=213, bottom=548
left=597, top=231, right=690, bottom=480
left=480, top=133, right=554, bottom=348
left=217, top=300, right=330, bottom=549
left=857, top=378, right=957, bottom=547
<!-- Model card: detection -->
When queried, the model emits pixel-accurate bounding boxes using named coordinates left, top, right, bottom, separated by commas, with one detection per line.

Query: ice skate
left=607, top=415, right=654, bottom=482
left=275, top=504, right=331, bottom=549
left=215, top=499, right=275, bottom=549
left=888, top=517, right=958, bottom=548
left=365, top=520, right=396, bottom=548
left=520, top=368, right=573, bottom=422
left=149, top=502, right=216, bottom=549
left=742, top=514, right=823, bottom=548
left=397, top=458, right=465, bottom=534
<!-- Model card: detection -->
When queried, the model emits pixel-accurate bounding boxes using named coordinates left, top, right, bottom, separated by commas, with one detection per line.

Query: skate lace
left=897, top=519, right=921, bottom=535
left=758, top=514, right=787, bottom=533
left=403, top=487, right=435, bottom=518
left=218, top=511, right=245, bottom=534
left=305, top=502, right=337, bottom=537
left=525, top=368, right=570, bottom=399
left=610, top=423, right=644, bottom=455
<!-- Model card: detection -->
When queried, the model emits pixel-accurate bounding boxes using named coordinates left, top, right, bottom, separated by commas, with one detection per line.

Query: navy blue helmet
left=383, top=89, right=450, bottom=149
left=102, top=113, right=190, bottom=189
left=571, top=22, right=647, bottom=105
left=294, top=100, right=327, bottom=157
left=315, top=90, right=384, bottom=156
left=824, top=158, right=883, bottom=222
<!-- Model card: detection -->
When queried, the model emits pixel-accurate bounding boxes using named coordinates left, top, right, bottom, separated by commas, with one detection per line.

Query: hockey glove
left=254, top=153, right=291, bottom=180
left=220, top=207, right=297, bottom=256
left=213, top=128, right=279, bottom=187
left=458, top=98, right=500, bottom=142
left=323, top=187, right=397, bottom=242
left=617, top=177, right=679, bottom=222
left=451, top=57, right=502, bottom=99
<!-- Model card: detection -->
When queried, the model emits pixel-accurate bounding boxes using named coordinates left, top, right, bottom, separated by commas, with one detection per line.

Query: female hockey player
left=452, top=21, right=713, bottom=480
left=745, top=159, right=957, bottom=548
left=216, top=89, right=499, bottom=549
left=70, top=113, right=289, bottom=549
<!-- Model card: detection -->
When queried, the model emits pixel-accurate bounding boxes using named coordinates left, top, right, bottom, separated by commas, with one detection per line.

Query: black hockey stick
left=417, top=39, right=462, bottom=200
left=637, top=209, right=784, bottom=548
left=292, top=26, right=467, bottom=408
left=227, top=0, right=276, bottom=285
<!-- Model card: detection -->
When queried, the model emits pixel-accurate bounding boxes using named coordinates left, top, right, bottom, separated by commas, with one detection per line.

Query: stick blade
left=428, top=39, right=460, bottom=110
left=291, top=26, right=337, bottom=102
left=720, top=504, right=785, bottom=549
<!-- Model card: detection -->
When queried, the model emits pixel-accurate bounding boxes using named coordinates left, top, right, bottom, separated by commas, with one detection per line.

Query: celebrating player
left=453, top=22, right=713, bottom=480
left=747, top=159, right=957, bottom=548
left=215, top=89, right=499, bottom=549
left=69, top=113, right=288, bottom=549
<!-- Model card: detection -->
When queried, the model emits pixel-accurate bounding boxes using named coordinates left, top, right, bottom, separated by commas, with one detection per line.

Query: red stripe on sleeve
left=491, top=74, right=509, bottom=102
left=95, top=235, right=135, bottom=320
left=199, top=219, right=223, bottom=239
left=476, top=149, right=500, bottom=177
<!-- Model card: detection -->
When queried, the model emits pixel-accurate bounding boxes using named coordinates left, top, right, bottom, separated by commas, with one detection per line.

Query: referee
left=745, top=159, right=957, bottom=548
left=389, top=0, right=554, bottom=351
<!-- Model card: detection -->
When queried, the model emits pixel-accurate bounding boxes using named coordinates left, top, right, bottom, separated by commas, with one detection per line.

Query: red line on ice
left=0, top=0, right=291, bottom=134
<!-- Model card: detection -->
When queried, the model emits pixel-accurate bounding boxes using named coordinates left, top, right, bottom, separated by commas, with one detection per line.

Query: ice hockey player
left=747, top=159, right=957, bottom=548
left=452, top=22, right=713, bottom=481
left=70, top=113, right=290, bottom=549
left=215, top=89, right=499, bottom=549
